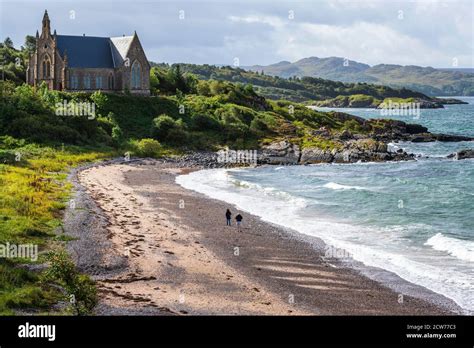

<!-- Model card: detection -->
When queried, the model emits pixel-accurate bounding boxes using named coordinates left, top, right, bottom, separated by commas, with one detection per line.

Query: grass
left=381, top=97, right=417, bottom=105
left=0, top=142, right=114, bottom=315
left=301, top=135, right=343, bottom=151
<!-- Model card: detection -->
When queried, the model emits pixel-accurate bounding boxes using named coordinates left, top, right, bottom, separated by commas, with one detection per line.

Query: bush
left=151, top=114, right=188, bottom=145
left=250, top=117, right=268, bottom=132
left=136, top=138, right=162, bottom=158
left=42, top=251, right=97, bottom=316
left=190, top=114, right=221, bottom=131
left=111, top=125, right=124, bottom=146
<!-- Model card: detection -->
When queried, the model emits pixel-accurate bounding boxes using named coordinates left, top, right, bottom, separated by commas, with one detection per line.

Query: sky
left=0, top=0, right=473, bottom=68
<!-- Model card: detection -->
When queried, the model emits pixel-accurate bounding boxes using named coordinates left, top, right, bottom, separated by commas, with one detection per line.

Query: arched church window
left=131, top=61, right=141, bottom=89
left=84, top=74, right=91, bottom=89
left=108, top=74, right=114, bottom=90
left=42, top=55, right=51, bottom=78
left=69, top=74, right=78, bottom=89
left=96, top=76, right=103, bottom=89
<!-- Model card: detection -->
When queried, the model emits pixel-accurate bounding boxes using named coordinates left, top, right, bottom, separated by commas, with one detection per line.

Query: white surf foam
left=425, top=233, right=474, bottom=262
left=323, top=182, right=366, bottom=190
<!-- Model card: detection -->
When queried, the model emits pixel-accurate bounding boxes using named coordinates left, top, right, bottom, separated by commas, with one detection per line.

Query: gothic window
left=131, top=61, right=141, bottom=89
left=84, top=74, right=91, bottom=89
left=108, top=74, right=114, bottom=90
left=96, top=76, right=103, bottom=89
left=69, top=74, right=78, bottom=89
left=42, top=55, right=51, bottom=78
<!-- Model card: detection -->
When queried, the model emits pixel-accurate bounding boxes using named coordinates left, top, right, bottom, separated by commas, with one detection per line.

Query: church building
left=26, top=10, right=150, bottom=95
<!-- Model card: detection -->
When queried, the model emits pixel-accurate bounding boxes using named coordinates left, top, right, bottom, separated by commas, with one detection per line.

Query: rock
left=410, top=134, right=436, bottom=142
left=311, top=127, right=331, bottom=137
left=434, top=134, right=474, bottom=142
left=448, top=149, right=474, bottom=160
left=260, top=140, right=301, bottom=164
left=405, top=123, right=428, bottom=134
left=300, top=148, right=333, bottom=163
left=338, top=129, right=353, bottom=140
left=432, top=97, right=468, bottom=105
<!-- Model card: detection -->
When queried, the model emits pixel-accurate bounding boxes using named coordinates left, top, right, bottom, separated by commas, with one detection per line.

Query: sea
left=176, top=97, right=474, bottom=313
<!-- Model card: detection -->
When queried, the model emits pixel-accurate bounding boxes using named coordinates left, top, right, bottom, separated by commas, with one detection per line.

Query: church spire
left=42, top=10, right=51, bottom=37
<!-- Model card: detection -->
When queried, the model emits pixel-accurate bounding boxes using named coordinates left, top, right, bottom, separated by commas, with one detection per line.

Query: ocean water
left=176, top=97, right=474, bottom=313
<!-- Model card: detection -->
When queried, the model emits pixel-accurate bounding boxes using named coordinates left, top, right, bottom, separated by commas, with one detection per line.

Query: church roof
left=110, top=36, right=134, bottom=66
left=56, top=34, right=134, bottom=68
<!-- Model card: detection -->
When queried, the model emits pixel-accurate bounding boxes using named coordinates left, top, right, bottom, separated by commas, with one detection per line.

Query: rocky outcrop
left=447, top=149, right=474, bottom=160
left=259, top=140, right=301, bottom=164
left=316, top=96, right=466, bottom=109
left=300, top=148, right=335, bottom=163
left=432, top=97, right=468, bottom=105
left=409, top=133, right=473, bottom=143
left=300, top=138, right=413, bottom=164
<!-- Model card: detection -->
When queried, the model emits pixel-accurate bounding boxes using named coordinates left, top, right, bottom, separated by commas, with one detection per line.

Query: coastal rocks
left=432, top=97, right=468, bottom=105
left=300, top=148, right=334, bottom=163
left=260, top=140, right=301, bottom=164
left=300, top=138, right=412, bottom=164
left=316, top=96, right=466, bottom=109
left=410, top=133, right=473, bottom=143
left=447, top=149, right=474, bottom=160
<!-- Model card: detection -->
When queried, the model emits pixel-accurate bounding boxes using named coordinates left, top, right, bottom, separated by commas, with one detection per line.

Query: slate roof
left=56, top=35, right=134, bottom=68
left=110, top=36, right=134, bottom=66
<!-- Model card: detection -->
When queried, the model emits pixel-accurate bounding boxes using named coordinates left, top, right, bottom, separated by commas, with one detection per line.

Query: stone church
left=27, top=10, right=150, bottom=95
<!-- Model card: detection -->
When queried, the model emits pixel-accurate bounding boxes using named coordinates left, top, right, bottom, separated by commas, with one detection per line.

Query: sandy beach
left=65, top=160, right=458, bottom=315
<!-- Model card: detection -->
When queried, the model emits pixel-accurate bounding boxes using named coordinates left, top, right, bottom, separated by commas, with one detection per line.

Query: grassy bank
left=0, top=142, right=114, bottom=315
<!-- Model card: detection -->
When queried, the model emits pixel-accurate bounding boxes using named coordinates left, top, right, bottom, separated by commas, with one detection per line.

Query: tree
left=24, top=35, right=37, bottom=53
left=3, top=37, right=13, bottom=49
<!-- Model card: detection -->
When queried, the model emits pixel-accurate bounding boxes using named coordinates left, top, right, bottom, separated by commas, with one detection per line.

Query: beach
left=65, top=159, right=458, bottom=315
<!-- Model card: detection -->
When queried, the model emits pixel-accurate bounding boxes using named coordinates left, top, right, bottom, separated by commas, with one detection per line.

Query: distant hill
left=245, top=57, right=474, bottom=96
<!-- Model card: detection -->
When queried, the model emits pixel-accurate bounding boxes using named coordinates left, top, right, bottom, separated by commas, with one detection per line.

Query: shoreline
left=64, top=159, right=462, bottom=315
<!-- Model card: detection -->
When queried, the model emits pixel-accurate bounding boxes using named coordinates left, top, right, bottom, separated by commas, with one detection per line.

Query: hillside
left=245, top=57, right=474, bottom=97
left=154, top=63, right=463, bottom=108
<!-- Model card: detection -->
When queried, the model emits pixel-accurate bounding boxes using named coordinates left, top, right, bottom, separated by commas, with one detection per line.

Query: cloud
left=1, top=0, right=472, bottom=67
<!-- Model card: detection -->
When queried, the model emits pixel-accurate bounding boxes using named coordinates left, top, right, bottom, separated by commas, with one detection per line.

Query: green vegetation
left=381, top=97, right=417, bottom=104
left=133, top=138, right=163, bottom=158
left=42, top=251, right=97, bottom=316
left=0, top=37, right=34, bottom=85
left=316, top=94, right=381, bottom=108
left=0, top=141, right=111, bottom=315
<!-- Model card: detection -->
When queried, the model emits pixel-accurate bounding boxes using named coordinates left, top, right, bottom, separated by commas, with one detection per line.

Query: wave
left=425, top=233, right=474, bottom=262
left=323, top=182, right=366, bottom=190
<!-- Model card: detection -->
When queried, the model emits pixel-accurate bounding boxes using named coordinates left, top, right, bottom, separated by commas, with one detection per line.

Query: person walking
left=225, top=209, right=232, bottom=226
left=235, top=213, right=243, bottom=232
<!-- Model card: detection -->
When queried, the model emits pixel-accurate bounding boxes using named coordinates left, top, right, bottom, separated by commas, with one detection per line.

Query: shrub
left=136, top=138, right=162, bottom=158
left=190, top=114, right=221, bottom=131
left=151, top=114, right=188, bottom=145
left=250, top=117, right=268, bottom=133
left=111, top=125, right=124, bottom=146
left=42, top=251, right=97, bottom=316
